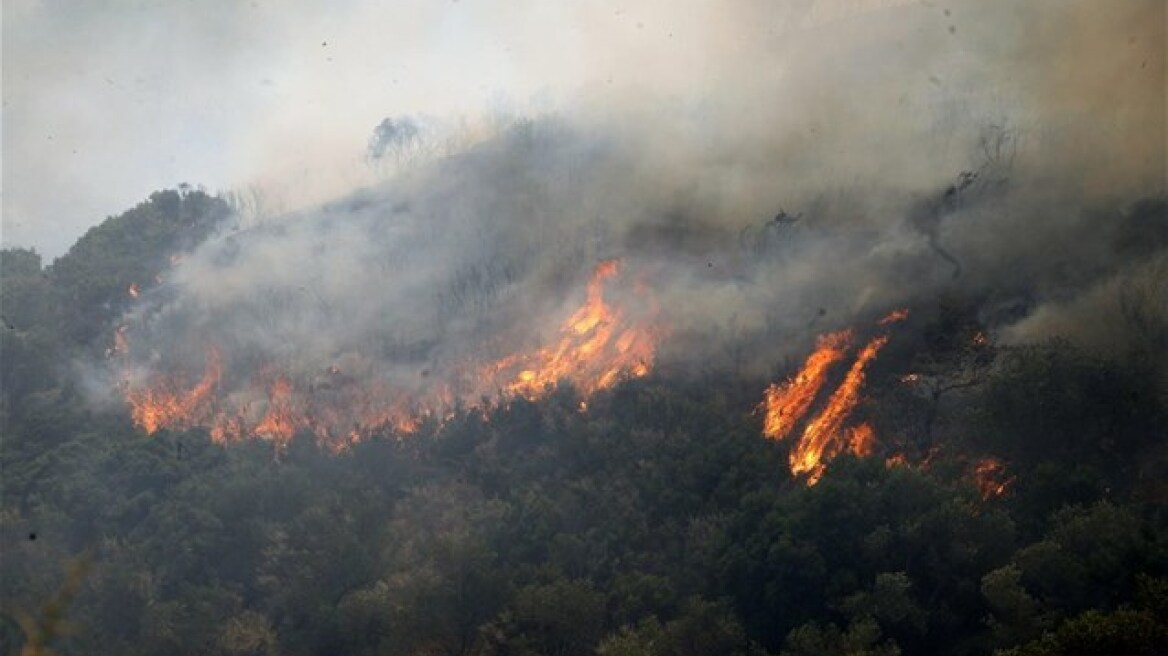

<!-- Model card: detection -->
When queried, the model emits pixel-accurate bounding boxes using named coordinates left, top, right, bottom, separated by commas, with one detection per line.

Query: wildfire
left=486, top=259, right=656, bottom=400
left=201, top=375, right=431, bottom=447
left=878, top=308, right=909, bottom=325
left=883, top=446, right=940, bottom=471
left=127, top=357, right=458, bottom=446
left=252, top=377, right=301, bottom=442
left=118, top=259, right=658, bottom=446
left=972, top=456, right=1015, bottom=500
left=790, top=335, right=889, bottom=484
left=761, top=309, right=906, bottom=485
left=127, top=283, right=140, bottom=299
left=885, top=453, right=909, bottom=468
left=125, top=346, right=222, bottom=434
left=761, top=330, right=852, bottom=441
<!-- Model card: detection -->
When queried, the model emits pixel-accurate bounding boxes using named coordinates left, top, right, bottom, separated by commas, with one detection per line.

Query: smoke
left=95, top=0, right=1166, bottom=433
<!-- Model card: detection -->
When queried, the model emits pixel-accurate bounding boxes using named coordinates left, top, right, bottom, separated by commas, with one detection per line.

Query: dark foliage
left=2, top=190, right=1167, bottom=656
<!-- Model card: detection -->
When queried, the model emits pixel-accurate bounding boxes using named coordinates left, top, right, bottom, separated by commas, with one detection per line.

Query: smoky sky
left=100, top=1, right=1165, bottom=398
left=7, top=0, right=1162, bottom=260
left=10, top=1, right=1168, bottom=419
left=3, top=0, right=778, bottom=258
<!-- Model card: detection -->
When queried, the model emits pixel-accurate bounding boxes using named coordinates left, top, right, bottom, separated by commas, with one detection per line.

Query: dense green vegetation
left=2, top=189, right=1167, bottom=655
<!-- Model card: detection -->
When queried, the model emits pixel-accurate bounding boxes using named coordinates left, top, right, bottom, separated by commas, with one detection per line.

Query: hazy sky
left=2, top=0, right=544, bottom=257
left=3, top=0, right=1162, bottom=260
left=1, top=0, right=766, bottom=259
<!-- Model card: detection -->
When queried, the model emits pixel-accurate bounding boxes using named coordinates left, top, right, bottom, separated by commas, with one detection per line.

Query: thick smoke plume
left=101, top=0, right=1166, bottom=442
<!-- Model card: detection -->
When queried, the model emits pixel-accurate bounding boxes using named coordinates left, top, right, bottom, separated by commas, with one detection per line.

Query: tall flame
left=252, top=377, right=301, bottom=443
left=760, top=309, right=907, bottom=485
left=846, top=422, right=876, bottom=458
left=789, top=334, right=888, bottom=484
left=761, top=330, right=852, bottom=441
left=487, top=259, right=656, bottom=400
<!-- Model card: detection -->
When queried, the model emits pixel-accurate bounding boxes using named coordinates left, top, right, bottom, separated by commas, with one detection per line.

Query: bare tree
left=367, top=116, right=428, bottom=172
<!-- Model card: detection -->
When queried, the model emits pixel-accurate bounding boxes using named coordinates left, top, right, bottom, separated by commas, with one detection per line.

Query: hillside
left=2, top=167, right=1167, bottom=655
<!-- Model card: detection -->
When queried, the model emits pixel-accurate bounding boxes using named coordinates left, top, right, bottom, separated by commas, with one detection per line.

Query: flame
left=878, top=308, right=909, bottom=325
left=120, top=259, right=658, bottom=446
left=201, top=375, right=429, bottom=445
left=761, top=330, right=852, bottom=441
left=125, top=351, right=448, bottom=444
left=885, top=453, right=909, bottom=468
left=126, top=347, right=221, bottom=434
left=253, top=378, right=301, bottom=443
left=127, top=283, right=140, bottom=299
left=488, top=259, right=656, bottom=400
left=972, top=456, right=1015, bottom=500
left=760, top=312, right=905, bottom=485
left=846, top=423, right=876, bottom=458
left=790, top=334, right=889, bottom=484
left=884, top=446, right=941, bottom=471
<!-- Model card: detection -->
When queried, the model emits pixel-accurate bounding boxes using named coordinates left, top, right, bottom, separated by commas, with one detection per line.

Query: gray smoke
left=105, top=0, right=1167, bottom=421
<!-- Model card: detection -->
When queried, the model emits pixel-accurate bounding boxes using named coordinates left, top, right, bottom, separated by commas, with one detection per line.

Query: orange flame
left=203, top=376, right=430, bottom=445
left=488, top=259, right=656, bottom=400
left=760, top=311, right=906, bottom=485
left=127, top=283, right=140, bottom=299
left=126, top=347, right=221, bottom=434
left=121, top=259, right=658, bottom=446
left=972, top=457, right=1015, bottom=500
left=846, top=423, right=876, bottom=458
left=253, top=377, right=301, bottom=443
left=761, top=330, right=852, bottom=441
left=790, top=334, right=889, bottom=485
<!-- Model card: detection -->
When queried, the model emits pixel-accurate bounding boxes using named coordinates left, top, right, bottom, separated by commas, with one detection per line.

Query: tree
left=49, top=189, right=230, bottom=345
left=367, top=116, right=428, bottom=171
left=995, top=608, right=1168, bottom=656
left=478, top=579, right=605, bottom=656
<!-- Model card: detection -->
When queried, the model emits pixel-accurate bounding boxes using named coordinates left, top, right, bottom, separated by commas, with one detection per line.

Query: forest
left=1, top=178, right=1167, bottom=656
